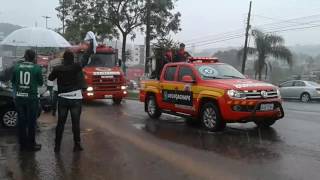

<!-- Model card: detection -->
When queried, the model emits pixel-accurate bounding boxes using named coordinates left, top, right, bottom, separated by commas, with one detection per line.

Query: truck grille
left=244, top=90, right=278, bottom=99
left=92, top=75, right=122, bottom=91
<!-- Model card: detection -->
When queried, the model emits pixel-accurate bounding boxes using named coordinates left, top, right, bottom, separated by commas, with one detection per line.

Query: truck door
left=159, top=66, right=178, bottom=110
left=175, top=65, right=196, bottom=115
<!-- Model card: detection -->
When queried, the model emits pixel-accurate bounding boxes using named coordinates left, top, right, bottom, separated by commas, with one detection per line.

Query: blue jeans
left=15, top=98, right=39, bottom=147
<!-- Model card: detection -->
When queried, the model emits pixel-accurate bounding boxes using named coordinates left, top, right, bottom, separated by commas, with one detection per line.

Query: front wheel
left=146, top=96, right=161, bottom=119
left=1, top=108, right=18, bottom=128
left=254, top=119, right=276, bottom=128
left=201, top=102, right=225, bottom=132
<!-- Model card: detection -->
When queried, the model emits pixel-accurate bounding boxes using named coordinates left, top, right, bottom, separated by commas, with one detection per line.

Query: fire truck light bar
left=188, top=57, right=219, bottom=63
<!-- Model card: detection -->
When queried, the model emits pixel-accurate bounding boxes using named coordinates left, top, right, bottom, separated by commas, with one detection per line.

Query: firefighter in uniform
left=12, top=49, right=43, bottom=151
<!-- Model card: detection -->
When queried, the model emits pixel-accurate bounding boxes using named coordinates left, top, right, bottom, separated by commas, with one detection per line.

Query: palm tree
left=240, top=29, right=293, bottom=80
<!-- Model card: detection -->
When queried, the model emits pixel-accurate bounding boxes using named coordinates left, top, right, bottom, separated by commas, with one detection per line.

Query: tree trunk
left=265, top=63, right=268, bottom=80
left=121, top=33, right=127, bottom=74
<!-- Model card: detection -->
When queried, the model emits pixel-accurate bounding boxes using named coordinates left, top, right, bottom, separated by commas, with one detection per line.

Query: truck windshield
left=86, top=54, right=116, bottom=67
left=197, top=64, right=245, bottom=79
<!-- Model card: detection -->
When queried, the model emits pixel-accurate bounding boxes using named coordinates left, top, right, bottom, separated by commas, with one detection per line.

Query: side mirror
left=182, top=75, right=195, bottom=83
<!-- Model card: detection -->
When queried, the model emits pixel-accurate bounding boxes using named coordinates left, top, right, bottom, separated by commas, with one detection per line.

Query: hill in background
left=0, top=23, right=22, bottom=40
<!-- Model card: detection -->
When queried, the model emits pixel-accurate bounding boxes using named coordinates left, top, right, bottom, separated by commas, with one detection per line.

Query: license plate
left=104, top=95, right=113, bottom=99
left=260, top=103, right=274, bottom=111
left=101, top=76, right=113, bottom=79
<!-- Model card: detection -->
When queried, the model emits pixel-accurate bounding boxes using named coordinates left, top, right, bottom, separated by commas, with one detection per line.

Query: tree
left=105, top=0, right=146, bottom=74
left=148, top=0, right=181, bottom=39
left=239, top=29, right=293, bottom=80
left=105, top=0, right=181, bottom=73
left=56, top=0, right=116, bottom=42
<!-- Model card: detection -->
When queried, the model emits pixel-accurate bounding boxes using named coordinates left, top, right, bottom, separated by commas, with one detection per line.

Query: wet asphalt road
left=1, top=100, right=320, bottom=180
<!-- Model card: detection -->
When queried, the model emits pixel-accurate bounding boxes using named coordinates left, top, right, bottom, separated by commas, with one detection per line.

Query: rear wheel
left=146, top=95, right=161, bottom=119
left=1, top=108, right=18, bottom=128
left=254, top=119, right=276, bottom=128
left=300, top=93, right=311, bottom=103
left=201, top=102, right=225, bottom=132
left=112, top=98, right=122, bottom=105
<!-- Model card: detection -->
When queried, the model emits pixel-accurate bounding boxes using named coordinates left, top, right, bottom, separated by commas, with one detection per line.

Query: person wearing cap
left=48, top=50, right=86, bottom=153
left=11, top=49, right=43, bottom=151
left=174, top=43, right=192, bottom=62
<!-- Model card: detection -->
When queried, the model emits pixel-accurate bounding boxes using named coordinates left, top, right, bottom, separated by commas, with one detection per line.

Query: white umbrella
left=0, top=27, right=71, bottom=47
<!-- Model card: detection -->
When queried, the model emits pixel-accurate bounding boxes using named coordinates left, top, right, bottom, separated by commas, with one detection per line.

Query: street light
left=42, top=16, right=51, bottom=29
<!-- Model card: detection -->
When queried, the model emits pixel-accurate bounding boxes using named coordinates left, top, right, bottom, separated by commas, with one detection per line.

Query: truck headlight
left=121, top=85, right=127, bottom=90
left=87, top=87, right=93, bottom=92
left=227, top=90, right=246, bottom=99
left=276, top=89, right=281, bottom=98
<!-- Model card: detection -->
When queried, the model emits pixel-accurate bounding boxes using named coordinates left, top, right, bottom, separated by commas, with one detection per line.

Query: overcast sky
left=1, top=0, right=320, bottom=49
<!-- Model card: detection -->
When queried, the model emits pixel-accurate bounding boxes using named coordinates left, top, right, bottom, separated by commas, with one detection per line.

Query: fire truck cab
left=73, top=44, right=127, bottom=104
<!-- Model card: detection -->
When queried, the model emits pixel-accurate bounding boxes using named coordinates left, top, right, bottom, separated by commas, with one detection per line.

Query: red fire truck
left=72, top=44, right=127, bottom=104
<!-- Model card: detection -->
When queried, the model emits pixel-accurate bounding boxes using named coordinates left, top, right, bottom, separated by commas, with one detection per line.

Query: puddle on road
left=133, top=117, right=282, bottom=162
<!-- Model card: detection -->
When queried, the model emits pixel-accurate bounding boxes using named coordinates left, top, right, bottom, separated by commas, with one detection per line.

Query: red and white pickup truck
left=140, top=57, right=284, bottom=131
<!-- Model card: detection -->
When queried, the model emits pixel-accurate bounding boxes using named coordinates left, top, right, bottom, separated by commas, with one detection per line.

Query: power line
left=186, top=13, right=320, bottom=48
left=265, top=23, right=320, bottom=34
left=186, top=33, right=245, bottom=46
left=184, top=29, right=244, bottom=43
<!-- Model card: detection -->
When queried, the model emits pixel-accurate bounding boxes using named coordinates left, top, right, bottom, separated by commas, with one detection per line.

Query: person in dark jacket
left=173, top=43, right=191, bottom=62
left=11, top=49, right=43, bottom=151
left=48, top=50, right=85, bottom=153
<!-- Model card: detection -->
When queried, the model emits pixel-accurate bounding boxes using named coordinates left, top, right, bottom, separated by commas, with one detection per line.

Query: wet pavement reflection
left=144, top=118, right=281, bottom=162
left=1, top=100, right=320, bottom=180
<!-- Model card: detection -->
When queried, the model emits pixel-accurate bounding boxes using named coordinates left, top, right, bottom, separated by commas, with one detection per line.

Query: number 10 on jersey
left=20, top=71, right=31, bottom=85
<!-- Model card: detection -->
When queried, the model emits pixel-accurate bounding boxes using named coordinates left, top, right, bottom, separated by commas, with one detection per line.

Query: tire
left=254, top=119, right=276, bottom=128
left=1, top=108, right=18, bottom=128
left=300, top=93, right=311, bottom=103
left=146, top=95, right=161, bottom=119
left=112, top=98, right=122, bottom=105
left=201, top=102, right=225, bottom=132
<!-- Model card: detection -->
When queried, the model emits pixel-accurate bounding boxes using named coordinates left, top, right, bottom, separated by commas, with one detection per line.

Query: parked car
left=0, top=81, right=51, bottom=128
left=0, top=81, right=17, bottom=127
left=279, top=80, right=320, bottom=102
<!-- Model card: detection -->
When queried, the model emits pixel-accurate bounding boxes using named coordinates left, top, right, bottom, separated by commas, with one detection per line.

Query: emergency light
left=188, top=57, right=219, bottom=63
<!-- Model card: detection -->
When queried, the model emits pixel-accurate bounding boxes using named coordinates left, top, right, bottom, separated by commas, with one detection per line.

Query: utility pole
left=241, top=1, right=252, bottom=74
left=62, top=0, right=65, bottom=34
left=42, top=16, right=51, bottom=29
left=145, top=0, right=151, bottom=74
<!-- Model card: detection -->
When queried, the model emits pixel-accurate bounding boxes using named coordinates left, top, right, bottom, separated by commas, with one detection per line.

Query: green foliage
left=56, top=0, right=117, bottom=42
left=56, top=0, right=181, bottom=73
left=239, top=29, right=292, bottom=80
left=152, top=36, right=179, bottom=61
left=148, top=0, right=181, bottom=39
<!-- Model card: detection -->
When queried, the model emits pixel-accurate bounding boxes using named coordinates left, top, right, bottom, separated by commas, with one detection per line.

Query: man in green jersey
left=11, top=49, right=43, bottom=151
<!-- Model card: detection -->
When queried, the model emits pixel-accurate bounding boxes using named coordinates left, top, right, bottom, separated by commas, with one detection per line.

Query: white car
left=279, top=80, right=320, bottom=102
